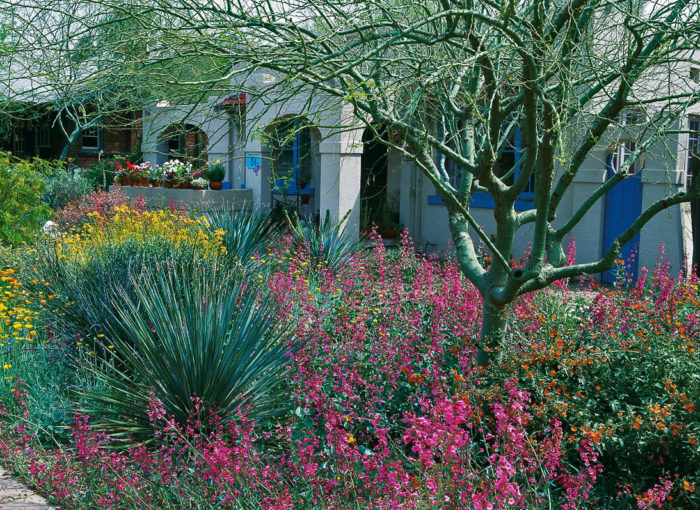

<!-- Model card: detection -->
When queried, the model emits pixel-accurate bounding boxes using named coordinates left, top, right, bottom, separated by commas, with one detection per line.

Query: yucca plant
left=76, top=262, right=294, bottom=440
left=204, top=206, right=275, bottom=265
left=25, top=238, right=213, bottom=346
left=286, top=210, right=363, bottom=270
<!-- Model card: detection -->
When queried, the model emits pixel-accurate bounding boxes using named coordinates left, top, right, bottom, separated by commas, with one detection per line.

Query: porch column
left=319, top=138, right=362, bottom=241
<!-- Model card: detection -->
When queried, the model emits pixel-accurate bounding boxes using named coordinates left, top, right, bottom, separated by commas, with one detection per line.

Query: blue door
left=602, top=143, right=643, bottom=284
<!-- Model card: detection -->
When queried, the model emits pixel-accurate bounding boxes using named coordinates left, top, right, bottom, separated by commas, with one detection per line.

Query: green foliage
left=286, top=210, right=364, bottom=270
left=487, top=285, right=700, bottom=508
left=76, top=263, right=294, bottom=439
left=0, top=152, right=53, bottom=246
left=25, top=238, right=213, bottom=348
left=82, top=160, right=117, bottom=190
left=204, top=207, right=275, bottom=266
left=42, top=167, right=94, bottom=210
left=205, top=162, right=225, bottom=182
left=1, top=339, right=76, bottom=444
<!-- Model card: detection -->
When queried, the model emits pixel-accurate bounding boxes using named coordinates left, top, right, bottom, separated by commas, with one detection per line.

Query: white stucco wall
left=139, top=64, right=697, bottom=276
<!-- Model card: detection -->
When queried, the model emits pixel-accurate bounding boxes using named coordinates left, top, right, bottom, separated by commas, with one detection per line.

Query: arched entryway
left=156, top=123, right=208, bottom=168
left=361, top=127, right=398, bottom=237
left=263, top=116, right=321, bottom=217
left=602, top=141, right=643, bottom=284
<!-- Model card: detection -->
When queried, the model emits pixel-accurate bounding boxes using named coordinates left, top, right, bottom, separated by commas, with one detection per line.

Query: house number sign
left=246, top=154, right=262, bottom=176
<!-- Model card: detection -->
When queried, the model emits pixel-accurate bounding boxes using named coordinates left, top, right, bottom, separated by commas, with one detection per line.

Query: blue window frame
left=428, top=126, right=533, bottom=210
left=271, top=120, right=313, bottom=196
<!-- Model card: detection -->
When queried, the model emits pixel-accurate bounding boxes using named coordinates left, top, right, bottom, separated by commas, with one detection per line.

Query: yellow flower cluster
left=55, top=206, right=226, bottom=262
left=0, top=269, right=39, bottom=348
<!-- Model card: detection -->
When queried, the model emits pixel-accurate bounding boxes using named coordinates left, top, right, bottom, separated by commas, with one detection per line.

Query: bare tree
left=0, top=0, right=230, bottom=159
left=5, top=0, right=700, bottom=364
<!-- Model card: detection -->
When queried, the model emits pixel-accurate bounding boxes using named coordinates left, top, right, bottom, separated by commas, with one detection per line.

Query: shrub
left=76, top=264, right=295, bottom=439
left=56, top=205, right=226, bottom=262
left=82, top=160, right=119, bottom=190
left=286, top=210, right=363, bottom=270
left=42, top=167, right=94, bottom=210
left=0, top=151, right=52, bottom=245
left=487, top=259, right=700, bottom=508
left=205, top=161, right=225, bottom=182
left=26, top=203, right=226, bottom=346
left=204, top=206, right=275, bottom=266
left=54, top=188, right=135, bottom=231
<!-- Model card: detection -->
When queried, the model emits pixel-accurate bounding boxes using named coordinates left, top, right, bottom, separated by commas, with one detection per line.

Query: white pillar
left=319, top=139, right=362, bottom=240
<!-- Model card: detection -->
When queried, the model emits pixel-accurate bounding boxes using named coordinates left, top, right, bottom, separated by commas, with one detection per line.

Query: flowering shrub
left=54, top=188, right=136, bottom=231
left=55, top=205, right=226, bottom=262
left=161, top=159, right=193, bottom=182
left=0, top=212, right=697, bottom=508
left=114, top=161, right=151, bottom=182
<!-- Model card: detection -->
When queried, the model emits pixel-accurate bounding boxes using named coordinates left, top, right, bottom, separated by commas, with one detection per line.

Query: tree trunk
left=60, top=127, right=81, bottom=161
left=477, top=300, right=509, bottom=367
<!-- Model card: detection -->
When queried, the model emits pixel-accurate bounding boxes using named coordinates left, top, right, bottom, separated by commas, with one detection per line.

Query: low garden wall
left=118, top=186, right=253, bottom=212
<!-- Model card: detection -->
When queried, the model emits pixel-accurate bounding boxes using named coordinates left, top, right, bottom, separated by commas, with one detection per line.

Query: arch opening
left=155, top=123, right=208, bottom=168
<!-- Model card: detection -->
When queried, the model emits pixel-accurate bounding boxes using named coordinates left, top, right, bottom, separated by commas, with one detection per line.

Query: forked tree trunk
left=60, top=127, right=81, bottom=161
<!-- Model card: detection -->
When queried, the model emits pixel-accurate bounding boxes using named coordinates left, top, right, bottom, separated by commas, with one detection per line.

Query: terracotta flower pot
left=163, top=180, right=175, bottom=188
left=209, top=181, right=223, bottom=190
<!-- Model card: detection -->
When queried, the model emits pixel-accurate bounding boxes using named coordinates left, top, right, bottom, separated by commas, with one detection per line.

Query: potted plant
left=162, top=160, right=192, bottom=188
left=206, top=161, right=226, bottom=190
left=148, top=164, right=163, bottom=187
left=115, top=167, right=128, bottom=186
left=192, top=177, right=208, bottom=190
left=135, top=162, right=152, bottom=186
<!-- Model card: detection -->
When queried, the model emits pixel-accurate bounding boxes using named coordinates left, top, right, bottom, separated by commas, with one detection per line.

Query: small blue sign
left=246, top=154, right=262, bottom=176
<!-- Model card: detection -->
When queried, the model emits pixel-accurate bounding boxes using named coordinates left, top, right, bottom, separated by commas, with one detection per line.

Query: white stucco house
left=142, top=69, right=700, bottom=281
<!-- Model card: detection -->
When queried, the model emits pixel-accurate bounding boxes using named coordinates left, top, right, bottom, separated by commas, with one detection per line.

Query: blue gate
left=602, top=146, right=643, bottom=284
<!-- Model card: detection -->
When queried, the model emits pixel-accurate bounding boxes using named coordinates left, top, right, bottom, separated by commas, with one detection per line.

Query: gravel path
left=0, top=467, right=54, bottom=509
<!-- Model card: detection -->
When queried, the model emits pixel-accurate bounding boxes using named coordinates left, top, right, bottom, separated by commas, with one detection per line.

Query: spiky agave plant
left=204, top=206, right=275, bottom=265
left=286, top=210, right=364, bottom=270
left=76, top=262, right=295, bottom=440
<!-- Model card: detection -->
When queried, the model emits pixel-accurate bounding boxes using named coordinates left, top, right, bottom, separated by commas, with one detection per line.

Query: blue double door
left=602, top=159, right=643, bottom=284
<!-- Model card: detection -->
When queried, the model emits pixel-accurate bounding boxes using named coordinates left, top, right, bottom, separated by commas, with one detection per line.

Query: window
left=429, top=125, right=533, bottom=210
left=81, top=126, right=102, bottom=152
left=617, top=108, right=645, bottom=126
left=690, top=68, right=700, bottom=84
left=270, top=119, right=313, bottom=195
left=38, top=125, right=50, bottom=148
left=12, top=130, right=25, bottom=156
left=159, top=124, right=207, bottom=168
left=168, top=133, right=184, bottom=157
left=687, top=118, right=700, bottom=186
left=611, top=141, right=638, bottom=174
